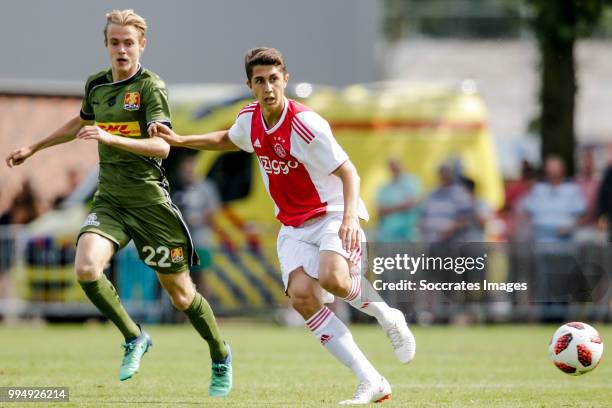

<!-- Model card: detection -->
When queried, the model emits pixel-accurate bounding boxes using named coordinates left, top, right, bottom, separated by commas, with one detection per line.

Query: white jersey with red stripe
left=228, top=97, right=369, bottom=227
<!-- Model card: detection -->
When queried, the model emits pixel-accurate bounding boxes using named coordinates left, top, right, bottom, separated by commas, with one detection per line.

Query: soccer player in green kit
left=5, top=9, right=232, bottom=396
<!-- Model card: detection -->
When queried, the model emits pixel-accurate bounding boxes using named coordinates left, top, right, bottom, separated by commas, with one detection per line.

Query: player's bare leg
left=75, top=233, right=148, bottom=380
left=157, top=271, right=231, bottom=396
left=288, top=268, right=390, bottom=404
left=319, top=250, right=416, bottom=364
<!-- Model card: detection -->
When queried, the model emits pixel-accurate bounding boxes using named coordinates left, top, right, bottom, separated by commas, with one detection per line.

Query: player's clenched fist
left=5, top=146, right=34, bottom=167
left=149, top=122, right=181, bottom=146
left=77, top=126, right=113, bottom=144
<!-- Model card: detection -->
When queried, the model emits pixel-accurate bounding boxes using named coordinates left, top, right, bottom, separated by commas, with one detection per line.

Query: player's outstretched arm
left=5, top=115, right=90, bottom=168
left=150, top=123, right=239, bottom=152
left=76, top=124, right=170, bottom=159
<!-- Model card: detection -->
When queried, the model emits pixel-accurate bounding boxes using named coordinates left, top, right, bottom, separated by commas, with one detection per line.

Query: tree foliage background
left=528, top=0, right=610, bottom=175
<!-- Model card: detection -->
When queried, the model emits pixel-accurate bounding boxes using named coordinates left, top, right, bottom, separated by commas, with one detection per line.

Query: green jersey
left=80, top=66, right=171, bottom=207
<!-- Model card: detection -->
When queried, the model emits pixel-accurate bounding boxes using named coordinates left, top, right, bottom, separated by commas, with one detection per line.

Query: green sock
left=184, top=292, right=228, bottom=361
left=79, top=274, right=140, bottom=340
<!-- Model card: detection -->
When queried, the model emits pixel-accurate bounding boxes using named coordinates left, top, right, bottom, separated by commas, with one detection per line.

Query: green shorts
left=78, top=199, right=199, bottom=274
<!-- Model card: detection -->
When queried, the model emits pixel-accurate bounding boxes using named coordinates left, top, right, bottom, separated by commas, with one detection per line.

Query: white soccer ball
left=549, top=322, right=604, bottom=376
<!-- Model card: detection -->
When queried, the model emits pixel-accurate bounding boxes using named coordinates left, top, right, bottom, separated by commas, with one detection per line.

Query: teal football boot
left=119, top=325, right=152, bottom=381
left=209, top=344, right=232, bottom=396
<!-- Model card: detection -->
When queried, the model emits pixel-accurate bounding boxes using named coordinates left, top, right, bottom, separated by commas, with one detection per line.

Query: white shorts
left=277, top=212, right=366, bottom=304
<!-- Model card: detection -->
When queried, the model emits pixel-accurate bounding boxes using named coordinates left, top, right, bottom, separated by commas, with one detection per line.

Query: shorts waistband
left=297, top=214, right=326, bottom=228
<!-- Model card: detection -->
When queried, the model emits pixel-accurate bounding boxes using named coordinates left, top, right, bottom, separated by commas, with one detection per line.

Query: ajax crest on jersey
left=274, top=143, right=287, bottom=158
left=170, top=247, right=184, bottom=263
left=123, top=92, right=140, bottom=111
left=549, top=322, right=604, bottom=375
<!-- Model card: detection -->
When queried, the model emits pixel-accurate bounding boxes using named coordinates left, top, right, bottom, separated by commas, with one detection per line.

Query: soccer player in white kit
left=152, top=47, right=415, bottom=405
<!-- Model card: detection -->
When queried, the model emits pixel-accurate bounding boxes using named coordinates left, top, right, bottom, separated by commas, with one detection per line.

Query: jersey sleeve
left=80, top=77, right=95, bottom=121
left=228, top=112, right=254, bottom=153
left=291, top=111, right=348, bottom=174
left=142, top=80, right=172, bottom=127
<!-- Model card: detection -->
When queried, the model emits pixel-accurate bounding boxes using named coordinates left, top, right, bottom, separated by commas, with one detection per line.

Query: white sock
left=306, top=306, right=380, bottom=383
left=344, top=273, right=394, bottom=326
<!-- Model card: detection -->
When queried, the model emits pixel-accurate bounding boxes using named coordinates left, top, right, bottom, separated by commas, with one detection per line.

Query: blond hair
left=104, top=9, right=147, bottom=40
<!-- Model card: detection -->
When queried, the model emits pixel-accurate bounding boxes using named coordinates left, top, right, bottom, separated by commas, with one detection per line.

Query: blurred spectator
left=575, top=147, right=599, bottom=223
left=574, top=147, right=601, bottom=242
left=459, top=177, right=493, bottom=242
left=53, top=167, right=83, bottom=208
left=0, top=179, right=47, bottom=286
left=521, top=155, right=586, bottom=322
left=0, top=181, right=44, bottom=297
left=504, top=160, right=538, bottom=242
left=418, top=164, right=472, bottom=323
left=504, top=159, right=537, bottom=212
left=0, top=191, right=12, bottom=298
left=503, top=163, right=538, bottom=314
left=2, top=179, right=43, bottom=225
left=420, top=163, right=472, bottom=243
left=521, top=155, right=586, bottom=242
left=457, top=177, right=493, bottom=311
left=596, top=143, right=612, bottom=242
left=172, top=155, right=221, bottom=282
left=375, top=158, right=421, bottom=242
left=0, top=205, right=9, bottom=225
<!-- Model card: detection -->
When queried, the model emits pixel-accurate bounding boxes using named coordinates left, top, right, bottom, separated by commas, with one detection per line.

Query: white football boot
left=382, top=308, right=416, bottom=364
left=339, top=376, right=391, bottom=405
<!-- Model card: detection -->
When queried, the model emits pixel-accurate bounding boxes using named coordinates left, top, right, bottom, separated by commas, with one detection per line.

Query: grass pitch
left=1, top=321, right=611, bottom=407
